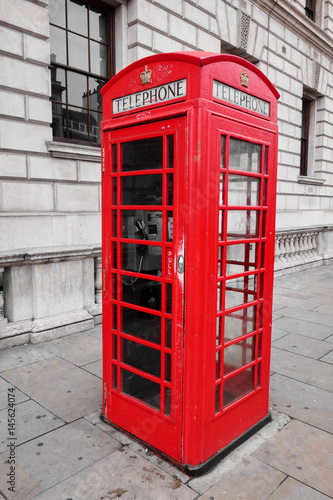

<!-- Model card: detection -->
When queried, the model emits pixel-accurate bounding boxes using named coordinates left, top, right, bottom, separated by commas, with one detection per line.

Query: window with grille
left=49, top=0, right=114, bottom=145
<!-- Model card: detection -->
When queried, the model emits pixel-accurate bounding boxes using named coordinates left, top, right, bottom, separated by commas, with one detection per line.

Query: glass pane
left=112, top=179, right=117, bottom=207
left=122, top=339, right=160, bottom=377
left=122, top=369, right=160, bottom=410
left=90, top=41, right=108, bottom=77
left=218, top=210, right=224, bottom=240
left=67, top=106, right=88, bottom=141
left=122, top=138, right=163, bottom=171
left=224, top=306, right=256, bottom=342
left=167, top=136, right=174, bottom=168
left=220, top=135, right=226, bottom=169
left=67, top=71, right=87, bottom=107
left=68, top=0, right=88, bottom=36
left=122, top=279, right=161, bottom=313
left=166, top=319, right=172, bottom=348
left=166, top=283, right=172, bottom=314
left=224, top=337, right=255, bottom=375
left=112, top=334, right=117, bottom=359
left=51, top=103, right=66, bottom=138
left=168, top=211, right=173, bottom=242
left=122, top=306, right=161, bottom=344
left=122, top=175, right=163, bottom=206
left=122, top=243, right=162, bottom=273
left=51, top=67, right=66, bottom=103
left=228, top=175, right=260, bottom=206
left=164, top=387, right=171, bottom=416
left=122, top=210, right=162, bottom=242
left=90, top=7, right=108, bottom=42
left=264, top=146, right=269, bottom=174
left=68, top=33, right=88, bottom=71
left=112, top=144, right=117, bottom=173
left=226, top=243, right=257, bottom=276
left=165, top=353, right=171, bottom=382
left=167, top=174, right=173, bottom=205
left=225, top=275, right=257, bottom=310
left=49, top=0, right=66, bottom=28
left=89, top=77, right=104, bottom=112
left=112, top=364, right=117, bottom=390
left=218, top=246, right=223, bottom=277
left=219, top=173, right=225, bottom=205
left=229, top=139, right=262, bottom=173
left=223, top=366, right=254, bottom=408
left=227, top=210, right=259, bottom=240
left=89, top=111, right=101, bottom=143
left=50, top=25, right=66, bottom=65
left=215, top=384, right=221, bottom=414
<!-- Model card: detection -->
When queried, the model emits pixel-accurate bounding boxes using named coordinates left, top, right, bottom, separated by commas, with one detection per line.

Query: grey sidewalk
left=0, top=265, right=333, bottom=500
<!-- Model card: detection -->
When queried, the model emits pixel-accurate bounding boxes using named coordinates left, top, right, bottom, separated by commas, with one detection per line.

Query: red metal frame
left=101, top=52, right=279, bottom=472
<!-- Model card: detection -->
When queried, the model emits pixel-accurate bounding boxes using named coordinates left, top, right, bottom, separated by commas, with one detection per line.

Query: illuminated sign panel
left=112, top=79, right=187, bottom=115
left=213, top=80, right=270, bottom=117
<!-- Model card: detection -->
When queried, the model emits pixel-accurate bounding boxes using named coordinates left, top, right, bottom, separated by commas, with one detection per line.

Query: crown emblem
left=240, top=69, right=249, bottom=87
left=140, top=65, right=152, bottom=85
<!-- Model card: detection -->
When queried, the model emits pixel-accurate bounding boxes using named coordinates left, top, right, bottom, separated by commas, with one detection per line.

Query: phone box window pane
left=223, top=366, right=254, bottom=408
left=122, top=338, right=161, bottom=378
left=122, top=138, right=163, bottom=172
left=224, top=337, right=255, bottom=376
left=227, top=210, right=259, bottom=240
left=121, top=243, right=162, bottom=273
left=122, top=369, right=160, bottom=410
left=225, top=275, right=257, bottom=310
left=122, top=306, right=161, bottom=344
left=226, top=243, right=256, bottom=276
left=122, top=175, right=163, bottom=206
left=122, top=279, right=161, bottom=313
left=224, top=306, right=256, bottom=342
left=228, top=175, right=260, bottom=207
left=229, top=139, right=261, bottom=173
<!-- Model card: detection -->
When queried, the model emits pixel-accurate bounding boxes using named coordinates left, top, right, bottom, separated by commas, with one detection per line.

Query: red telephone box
left=101, top=51, right=279, bottom=474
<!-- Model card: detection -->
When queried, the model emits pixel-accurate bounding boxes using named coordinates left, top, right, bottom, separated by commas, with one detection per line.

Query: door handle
left=177, top=255, right=184, bottom=273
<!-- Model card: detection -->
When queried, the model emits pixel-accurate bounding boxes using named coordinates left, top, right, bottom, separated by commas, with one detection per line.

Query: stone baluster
left=284, top=235, right=292, bottom=261
left=311, top=232, right=318, bottom=255
left=304, top=232, right=311, bottom=257
left=293, top=233, right=300, bottom=260
left=279, top=235, right=287, bottom=262
left=289, top=234, right=296, bottom=260
left=275, top=236, right=280, bottom=263
left=298, top=233, right=305, bottom=259
left=94, top=256, right=102, bottom=305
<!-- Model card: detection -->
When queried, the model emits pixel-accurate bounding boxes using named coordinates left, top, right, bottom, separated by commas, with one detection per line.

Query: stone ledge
left=47, top=141, right=100, bottom=162
left=0, top=245, right=101, bottom=267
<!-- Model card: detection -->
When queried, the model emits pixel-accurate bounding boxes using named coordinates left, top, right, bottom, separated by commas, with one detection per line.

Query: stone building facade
left=1, top=0, right=333, bottom=347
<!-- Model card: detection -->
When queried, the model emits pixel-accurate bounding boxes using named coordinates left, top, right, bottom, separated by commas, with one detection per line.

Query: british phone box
left=101, top=52, right=279, bottom=473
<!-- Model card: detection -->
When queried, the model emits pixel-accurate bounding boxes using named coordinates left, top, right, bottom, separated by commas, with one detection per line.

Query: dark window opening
left=305, top=0, right=316, bottom=21
left=49, top=0, right=114, bottom=145
left=300, top=97, right=311, bottom=176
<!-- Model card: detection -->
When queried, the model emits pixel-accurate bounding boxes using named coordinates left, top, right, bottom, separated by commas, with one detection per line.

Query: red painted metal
left=101, top=51, right=279, bottom=472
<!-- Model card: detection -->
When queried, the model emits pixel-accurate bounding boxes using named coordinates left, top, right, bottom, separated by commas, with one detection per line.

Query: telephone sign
left=101, top=52, right=279, bottom=474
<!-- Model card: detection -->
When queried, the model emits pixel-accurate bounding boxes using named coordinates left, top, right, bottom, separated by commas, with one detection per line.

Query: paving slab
left=272, top=333, right=333, bottom=359
left=271, top=347, right=333, bottom=392
left=320, top=349, right=333, bottom=364
left=82, top=359, right=102, bottom=378
left=1, top=357, right=102, bottom=422
left=39, top=333, right=102, bottom=366
left=325, top=334, right=333, bottom=344
left=198, top=456, right=285, bottom=500
left=275, top=306, right=333, bottom=328
left=272, top=316, right=332, bottom=340
left=84, top=408, right=134, bottom=446
left=271, top=328, right=288, bottom=342
left=0, top=399, right=64, bottom=453
left=270, top=373, right=333, bottom=433
left=31, top=448, right=198, bottom=500
left=85, top=324, right=102, bottom=339
left=0, top=377, right=29, bottom=410
left=253, top=420, right=333, bottom=498
left=0, top=345, right=54, bottom=373
left=0, top=418, right=121, bottom=500
left=188, top=410, right=290, bottom=495
left=269, top=477, right=332, bottom=500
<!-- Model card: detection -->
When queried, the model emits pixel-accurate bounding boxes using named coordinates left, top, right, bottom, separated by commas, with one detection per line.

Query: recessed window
left=300, top=97, right=311, bottom=176
left=305, top=0, right=316, bottom=21
left=49, top=0, right=114, bottom=145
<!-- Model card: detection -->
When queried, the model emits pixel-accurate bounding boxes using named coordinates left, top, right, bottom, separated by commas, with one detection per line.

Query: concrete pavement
left=0, top=264, right=333, bottom=499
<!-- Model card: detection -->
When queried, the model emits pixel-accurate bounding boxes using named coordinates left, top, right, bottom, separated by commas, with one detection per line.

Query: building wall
left=1, top=0, right=333, bottom=346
